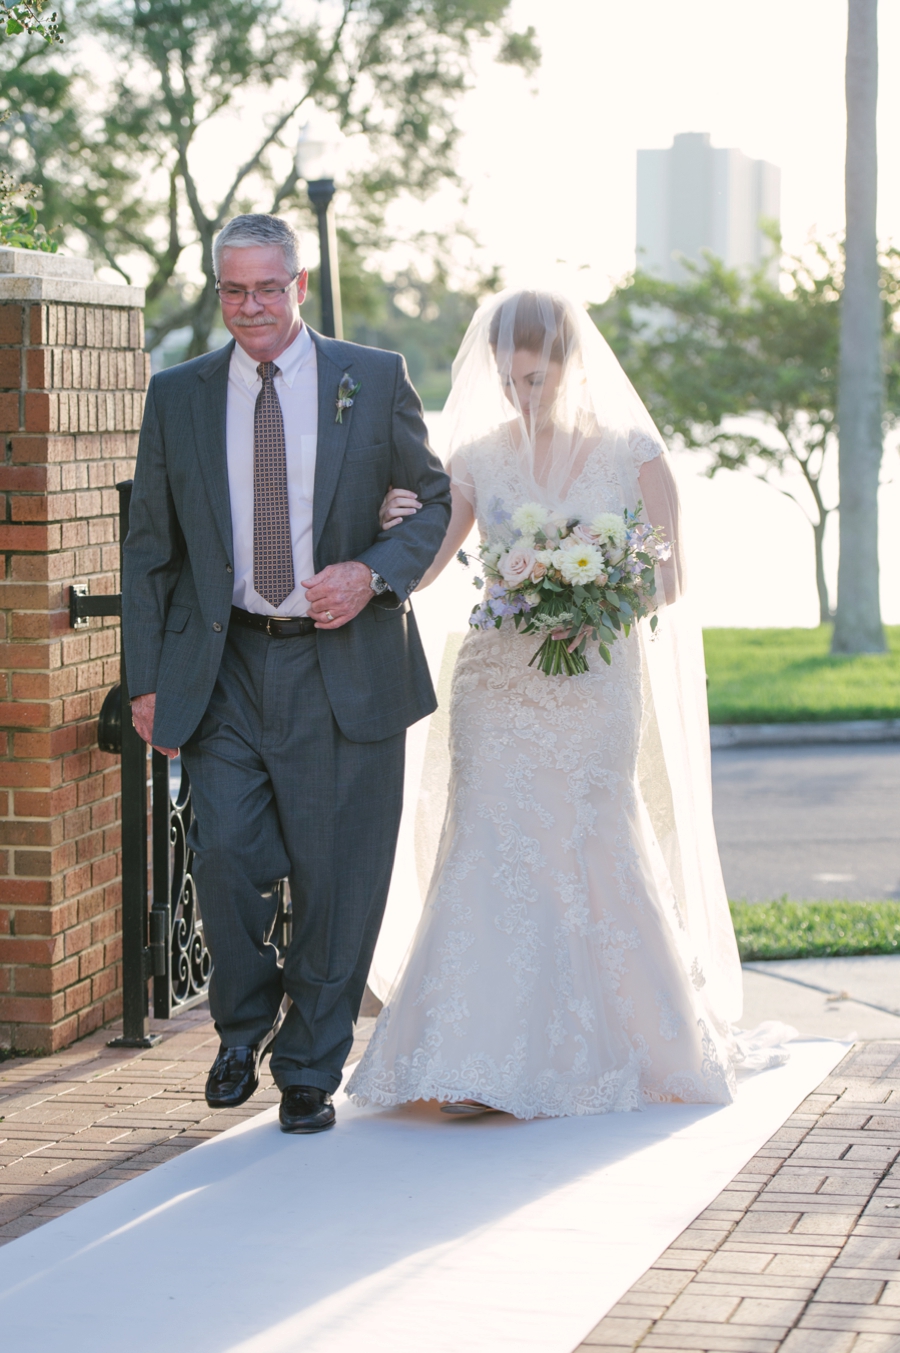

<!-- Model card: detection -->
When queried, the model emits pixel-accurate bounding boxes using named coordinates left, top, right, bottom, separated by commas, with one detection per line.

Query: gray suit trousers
left=180, top=623, right=405, bottom=1093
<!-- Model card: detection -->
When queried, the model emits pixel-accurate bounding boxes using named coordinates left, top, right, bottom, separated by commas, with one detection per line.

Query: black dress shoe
left=279, top=1085, right=336, bottom=1134
left=205, top=1032, right=274, bottom=1109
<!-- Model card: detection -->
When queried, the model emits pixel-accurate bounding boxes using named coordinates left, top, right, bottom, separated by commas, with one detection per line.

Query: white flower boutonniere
left=335, top=373, right=361, bottom=424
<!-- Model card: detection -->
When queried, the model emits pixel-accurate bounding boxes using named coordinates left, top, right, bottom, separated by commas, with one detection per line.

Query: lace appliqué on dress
left=347, top=428, right=745, bottom=1119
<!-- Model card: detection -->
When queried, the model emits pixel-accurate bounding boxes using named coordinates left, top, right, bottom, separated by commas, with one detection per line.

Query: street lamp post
left=296, top=108, right=346, bottom=340
left=305, top=179, right=342, bottom=340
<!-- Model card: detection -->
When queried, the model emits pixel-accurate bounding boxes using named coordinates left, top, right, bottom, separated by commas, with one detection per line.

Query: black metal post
left=108, top=480, right=161, bottom=1048
left=150, top=750, right=173, bottom=1019
left=306, top=178, right=343, bottom=339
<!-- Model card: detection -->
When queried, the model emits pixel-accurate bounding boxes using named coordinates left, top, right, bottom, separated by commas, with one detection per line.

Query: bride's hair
left=487, top=291, right=576, bottom=366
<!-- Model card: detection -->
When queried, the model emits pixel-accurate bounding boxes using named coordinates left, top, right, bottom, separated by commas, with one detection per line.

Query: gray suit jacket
left=122, top=329, right=452, bottom=748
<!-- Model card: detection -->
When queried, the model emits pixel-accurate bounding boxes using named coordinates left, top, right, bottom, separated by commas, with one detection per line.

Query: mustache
left=230, top=314, right=277, bottom=328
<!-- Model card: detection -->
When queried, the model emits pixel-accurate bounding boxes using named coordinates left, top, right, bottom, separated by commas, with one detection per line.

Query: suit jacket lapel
left=189, top=342, right=234, bottom=564
left=311, top=329, right=355, bottom=554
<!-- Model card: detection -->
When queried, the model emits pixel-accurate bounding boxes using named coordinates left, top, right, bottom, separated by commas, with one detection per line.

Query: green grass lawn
left=703, top=625, right=900, bottom=724
left=730, top=899, right=900, bottom=961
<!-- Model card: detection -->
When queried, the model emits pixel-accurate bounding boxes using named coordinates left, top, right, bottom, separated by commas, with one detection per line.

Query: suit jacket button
left=226, top=564, right=233, bottom=574
left=212, top=622, right=222, bottom=632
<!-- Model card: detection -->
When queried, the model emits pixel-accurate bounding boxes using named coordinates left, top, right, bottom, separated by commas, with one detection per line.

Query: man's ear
left=296, top=269, right=309, bottom=306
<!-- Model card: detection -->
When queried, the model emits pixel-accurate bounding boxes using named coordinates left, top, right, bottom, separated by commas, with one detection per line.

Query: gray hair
left=213, top=214, right=301, bottom=279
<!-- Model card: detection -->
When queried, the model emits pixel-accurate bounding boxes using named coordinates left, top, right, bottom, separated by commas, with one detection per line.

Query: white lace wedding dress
left=347, top=430, right=753, bottom=1118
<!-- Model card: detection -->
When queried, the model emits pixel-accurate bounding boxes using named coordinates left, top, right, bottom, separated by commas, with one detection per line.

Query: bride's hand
left=379, top=486, right=422, bottom=530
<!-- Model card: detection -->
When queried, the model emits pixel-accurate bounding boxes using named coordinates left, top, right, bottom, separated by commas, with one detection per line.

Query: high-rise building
left=636, top=132, right=780, bottom=279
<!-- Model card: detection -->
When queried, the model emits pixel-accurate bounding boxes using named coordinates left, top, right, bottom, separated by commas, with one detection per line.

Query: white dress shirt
left=226, top=323, right=318, bottom=616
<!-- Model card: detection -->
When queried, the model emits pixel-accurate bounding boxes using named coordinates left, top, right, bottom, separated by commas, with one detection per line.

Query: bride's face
left=500, top=348, right=563, bottom=423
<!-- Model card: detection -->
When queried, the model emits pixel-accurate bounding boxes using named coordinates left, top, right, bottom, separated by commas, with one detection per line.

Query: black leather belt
left=230, top=606, right=316, bottom=637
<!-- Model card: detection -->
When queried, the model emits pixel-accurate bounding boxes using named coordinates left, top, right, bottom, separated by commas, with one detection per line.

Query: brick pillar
left=0, top=248, right=148, bottom=1053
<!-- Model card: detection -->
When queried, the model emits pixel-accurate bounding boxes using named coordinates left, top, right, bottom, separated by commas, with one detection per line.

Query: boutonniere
left=335, top=372, right=361, bottom=423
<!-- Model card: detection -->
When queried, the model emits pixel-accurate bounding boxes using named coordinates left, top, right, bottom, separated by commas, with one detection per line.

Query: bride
left=347, top=289, right=784, bottom=1119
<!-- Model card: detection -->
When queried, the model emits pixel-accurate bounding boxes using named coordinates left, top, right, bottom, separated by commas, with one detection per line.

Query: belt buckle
left=265, top=616, right=276, bottom=637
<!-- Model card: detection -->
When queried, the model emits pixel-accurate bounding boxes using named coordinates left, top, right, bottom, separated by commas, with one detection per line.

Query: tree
left=0, top=171, right=58, bottom=248
left=344, top=263, right=496, bottom=406
left=592, top=242, right=900, bottom=625
left=0, top=7, right=99, bottom=249
left=0, top=0, right=61, bottom=43
left=2, top=1, right=537, bottom=355
left=0, top=0, right=64, bottom=249
left=833, top=0, right=884, bottom=652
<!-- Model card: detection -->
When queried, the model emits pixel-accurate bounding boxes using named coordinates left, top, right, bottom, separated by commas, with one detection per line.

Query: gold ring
left=326, top=611, right=335, bottom=621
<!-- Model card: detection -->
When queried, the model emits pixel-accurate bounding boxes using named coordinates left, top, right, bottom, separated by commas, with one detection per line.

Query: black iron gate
left=71, top=480, right=290, bottom=1046
left=150, top=751, right=210, bottom=1019
left=70, top=480, right=214, bottom=1045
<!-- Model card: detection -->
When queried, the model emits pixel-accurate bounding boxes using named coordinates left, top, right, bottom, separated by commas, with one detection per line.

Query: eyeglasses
left=215, top=277, right=298, bottom=305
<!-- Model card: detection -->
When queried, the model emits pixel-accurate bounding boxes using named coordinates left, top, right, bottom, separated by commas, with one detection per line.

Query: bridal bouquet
left=461, top=500, right=671, bottom=676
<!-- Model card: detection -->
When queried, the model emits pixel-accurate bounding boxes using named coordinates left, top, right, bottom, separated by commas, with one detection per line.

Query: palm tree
left=832, top=0, right=886, bottom=653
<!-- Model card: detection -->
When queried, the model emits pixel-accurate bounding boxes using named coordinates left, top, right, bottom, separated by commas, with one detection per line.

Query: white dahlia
left=590, top=512, right=627, bottom=550
left=558, top=543, right=605, bottom=585
left=511, top=502, right=550, bottom=536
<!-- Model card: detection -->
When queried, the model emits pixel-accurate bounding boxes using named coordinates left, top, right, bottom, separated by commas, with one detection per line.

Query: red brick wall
left=0, top=297, right=149, bottom=1052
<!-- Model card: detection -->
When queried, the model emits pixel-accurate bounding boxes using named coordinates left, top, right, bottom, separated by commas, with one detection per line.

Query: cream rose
left=570, top=522, right=600, bottom=547
left=499, top=546, right=537, bottom=585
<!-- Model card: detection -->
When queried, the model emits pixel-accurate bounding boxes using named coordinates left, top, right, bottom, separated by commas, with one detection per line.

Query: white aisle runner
left=0, top=1041, right=845, bottom=1353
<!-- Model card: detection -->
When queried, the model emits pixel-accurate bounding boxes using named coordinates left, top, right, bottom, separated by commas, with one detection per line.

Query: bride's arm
left=379, top=484, right=475, bottom=589
left=638, top=454, right=684, bottom=605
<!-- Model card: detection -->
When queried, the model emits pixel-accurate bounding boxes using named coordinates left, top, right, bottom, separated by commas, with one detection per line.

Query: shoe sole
left=205, top=1079, right=259, bottom=1110
left=440, top=1102, right=502, bottom=1116
left=279, top=1117, right=336, bottom=1134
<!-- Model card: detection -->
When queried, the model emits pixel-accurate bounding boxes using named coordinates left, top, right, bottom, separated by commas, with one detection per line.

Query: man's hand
left=302, top=561, right=375, bottom=630
left=130, top=693, right=179, bottom=758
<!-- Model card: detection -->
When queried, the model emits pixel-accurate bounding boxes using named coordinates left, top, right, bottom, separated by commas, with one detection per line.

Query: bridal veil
left=435, top=289, right=744, bottom=1034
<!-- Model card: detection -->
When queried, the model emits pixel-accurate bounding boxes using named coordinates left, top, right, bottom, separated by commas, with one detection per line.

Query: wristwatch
left=368, top=569, right=390, bottom=596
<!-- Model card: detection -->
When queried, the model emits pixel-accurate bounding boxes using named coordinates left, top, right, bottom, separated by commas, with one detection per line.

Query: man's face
left=217, top=244, right=309, bottom=362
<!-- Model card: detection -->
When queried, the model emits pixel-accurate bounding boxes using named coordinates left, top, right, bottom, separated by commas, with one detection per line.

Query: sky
left=92, top=0, right=899, bottom=299
left=447, top=0, right=900, bottom=300
left=420, top=1, right=900, bottom=624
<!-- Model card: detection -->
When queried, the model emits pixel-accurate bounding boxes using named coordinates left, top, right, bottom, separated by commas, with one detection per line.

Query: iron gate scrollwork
left=151, top=753, right=211, bottom=1017
left=150, top=753, right=290, bottom=1017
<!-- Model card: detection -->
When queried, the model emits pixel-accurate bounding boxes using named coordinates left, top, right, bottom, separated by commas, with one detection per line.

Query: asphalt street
left=711, top=742, right=900, bottom=903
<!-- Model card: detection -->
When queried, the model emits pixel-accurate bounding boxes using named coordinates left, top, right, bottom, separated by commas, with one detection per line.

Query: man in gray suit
left=123, top=213, right=451, bottom=1133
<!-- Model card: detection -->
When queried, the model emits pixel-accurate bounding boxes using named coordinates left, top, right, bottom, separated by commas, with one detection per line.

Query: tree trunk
left=832, top=0, right=885, bottom=652
left=186, top=278, right=220, bottom=360
left=813, top=512, right=832, bottom=625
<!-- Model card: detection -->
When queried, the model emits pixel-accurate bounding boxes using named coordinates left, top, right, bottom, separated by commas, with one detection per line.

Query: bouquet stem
left=528, top=636, right=589, bottom=676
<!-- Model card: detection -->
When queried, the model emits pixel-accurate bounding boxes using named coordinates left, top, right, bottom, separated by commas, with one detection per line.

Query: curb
left=710, top=718, right=900, bottom=749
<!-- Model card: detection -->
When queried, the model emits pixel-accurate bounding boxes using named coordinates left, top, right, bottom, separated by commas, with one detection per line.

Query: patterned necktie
left=253, top=361, right=294, bottom=607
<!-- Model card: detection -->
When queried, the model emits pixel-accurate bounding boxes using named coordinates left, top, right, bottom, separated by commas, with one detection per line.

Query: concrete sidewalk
left=743, top=956, right=900, bottom=1043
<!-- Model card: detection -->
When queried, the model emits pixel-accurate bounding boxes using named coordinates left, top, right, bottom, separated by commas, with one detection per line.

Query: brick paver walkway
left=4, top=1019, right=900, bottom=1352
left=578, top=1040, right=900, bottom=1353
left=0, top=1002, right=373, bottom=1246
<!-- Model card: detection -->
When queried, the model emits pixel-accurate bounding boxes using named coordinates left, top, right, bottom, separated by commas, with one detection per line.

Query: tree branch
left=145, top=300, right=204, bottom=347
left=263, top=0, right=356, bottom=220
